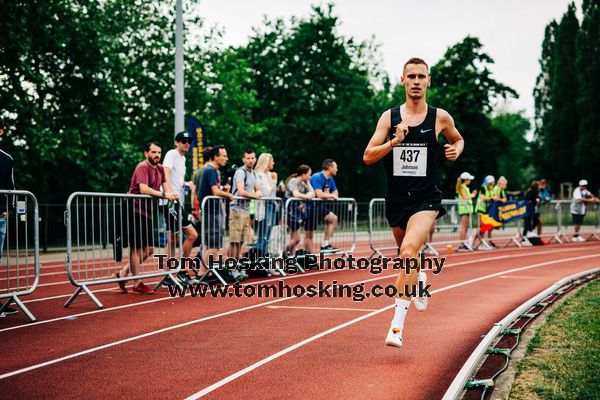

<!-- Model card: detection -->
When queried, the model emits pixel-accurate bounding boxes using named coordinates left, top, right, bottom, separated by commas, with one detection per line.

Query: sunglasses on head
left=179, top=139, right=192, bottom=144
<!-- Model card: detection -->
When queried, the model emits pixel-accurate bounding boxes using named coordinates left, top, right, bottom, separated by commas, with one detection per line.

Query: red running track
left=0, top=241, right=599, bottom=399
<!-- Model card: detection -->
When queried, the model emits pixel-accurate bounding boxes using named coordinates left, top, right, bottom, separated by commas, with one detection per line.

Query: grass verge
left=509, top=278, right=600, bottom=400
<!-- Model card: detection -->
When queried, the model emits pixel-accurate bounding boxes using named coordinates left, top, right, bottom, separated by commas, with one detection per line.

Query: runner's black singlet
left=383, top=106, right=440, bottom=197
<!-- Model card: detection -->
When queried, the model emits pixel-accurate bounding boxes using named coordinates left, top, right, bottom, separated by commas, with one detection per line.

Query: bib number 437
left=393, top=145, right=427, bottom=177
left=398, top=149, right=420, bottom=163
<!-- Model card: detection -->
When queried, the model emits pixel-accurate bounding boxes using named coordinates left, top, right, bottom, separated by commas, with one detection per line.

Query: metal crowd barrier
left=553, top=200, right=599, bottom=242
left=0, top=190, right=40, bottom=321
left=522, top=201, right=567, bottom=244
left=425, top=199, right=475, bottom=254
left=368, top=197, right=599, bottom=255
left=368, top=198, right=397, bottom=259
left=471, top=212, right=528, bottom=251
left=368, top=198, right=474, bottom=257
left=65, top=192, right=182, bottom=308
left=198, top=196, right=285, bottom=284
left=284, top=197, right=357, bottom=272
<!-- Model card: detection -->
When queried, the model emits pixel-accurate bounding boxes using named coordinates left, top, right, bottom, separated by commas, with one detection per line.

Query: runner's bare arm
left=438, top=109, right=464, bottom=161
left=363, top=110, right=394, bottom=165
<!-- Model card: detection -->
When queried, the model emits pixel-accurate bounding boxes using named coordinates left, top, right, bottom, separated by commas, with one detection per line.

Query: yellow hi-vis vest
left=476, top=185, right=493, bottom=214
left=492, top=185, right=506, bottom=201
left=456, top=183, right=473, bottom=215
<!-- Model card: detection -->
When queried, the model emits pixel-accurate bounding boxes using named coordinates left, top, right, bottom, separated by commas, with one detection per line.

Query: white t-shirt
left=163, top=149, right=186, bottom=199
left=256, top=171, right=276, bottom=197
left=571, top=187, right=590, bottom=215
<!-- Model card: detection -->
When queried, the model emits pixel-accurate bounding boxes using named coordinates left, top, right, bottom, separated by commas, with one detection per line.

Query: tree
left=236, top=5, right=388, bottom=199
left=491, top=112, right=533, bottom=191
left=545, top=3, right=580, bottom=186
left=425, top=36, right=518, bottom=194
left=0, top=0, right=225, bottom=202
left=575, top=0, right=600, bottom=185
left=533, top=20, right=558, bottom=171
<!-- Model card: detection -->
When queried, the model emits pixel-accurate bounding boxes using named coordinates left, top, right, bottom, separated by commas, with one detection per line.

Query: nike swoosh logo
left=421, top=129, right=432, bottom=133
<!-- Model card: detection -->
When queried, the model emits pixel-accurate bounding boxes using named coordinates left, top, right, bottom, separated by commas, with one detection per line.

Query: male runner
left=363, top=58, right=464, bottom=348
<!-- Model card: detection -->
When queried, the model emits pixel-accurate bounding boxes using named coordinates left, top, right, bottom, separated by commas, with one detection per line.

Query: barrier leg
left=154, top=272, right=183, bottom=291
left=422, top=242, right=439, bottom=256
left=64, top=285, right=104, bottom=309
left=3, top=295, right=37, bottom=322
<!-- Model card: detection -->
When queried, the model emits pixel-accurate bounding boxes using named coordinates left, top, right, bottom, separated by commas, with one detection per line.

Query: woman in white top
left=254, top=153, right=278, bottom=254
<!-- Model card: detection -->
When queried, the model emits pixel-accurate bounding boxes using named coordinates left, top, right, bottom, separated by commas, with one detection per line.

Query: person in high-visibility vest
left=456, top=172, right=477, bottom=248
left=476, top=175, right=496, bottom=246
left=486, top=176, right=508, bottom=246
left=476, top=175, right=495, bottom=213
left=493, top=176, right=508, bottom=203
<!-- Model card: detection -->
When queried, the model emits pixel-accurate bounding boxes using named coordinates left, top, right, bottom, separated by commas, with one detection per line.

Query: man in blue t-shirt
left=307, top=159, right=340, bottom=253
left=198, top=145, right=234, bottom=268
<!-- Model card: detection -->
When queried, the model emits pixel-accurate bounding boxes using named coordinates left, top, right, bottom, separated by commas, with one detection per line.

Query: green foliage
left=0, top=2, right=540, bottom=202
left=235, top=5, right=388, bottom=199
left=534, top=2, right=600, bottom=192
left=491, top=112, right=533, bottom=190
left=546, top=3, right=579, bottom=185
left=427, top=36, right=518, bottom=195
left=575, top=0, right=600, bottom=183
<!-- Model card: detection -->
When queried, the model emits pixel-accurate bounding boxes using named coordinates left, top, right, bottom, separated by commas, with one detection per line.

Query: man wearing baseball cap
left=162, top=130, right=199, bottom=284
left=570, top=180, right=600, bottom=242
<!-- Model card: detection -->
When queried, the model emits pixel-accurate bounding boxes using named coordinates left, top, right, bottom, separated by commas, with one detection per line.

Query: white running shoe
left=572, top=236, right=585, bottom=242
left=385, top=327, right=403, bottom=348
left=414, top=271, right=428, bottom=311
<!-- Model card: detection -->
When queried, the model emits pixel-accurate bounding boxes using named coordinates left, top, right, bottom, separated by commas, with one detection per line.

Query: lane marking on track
left=184, top=255, right=600, bottom=399
left=19, top=244, right=591, bottom=308
left=0, top=246, right=594, bottom=334
left=498, top=275, right=549, bottom=280
left=267, top=306, right=377, bottom=312
left=14, top=243, right=597, bottom=304
left=0, top=253, right=597, bottom=382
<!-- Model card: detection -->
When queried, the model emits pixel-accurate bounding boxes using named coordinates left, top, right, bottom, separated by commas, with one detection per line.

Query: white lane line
left=0, top=246, right=592, bottom=334
left=267, top=305, right=377, bottom=312
left=17, top=244, right=586, bottom=306
left=184, top=255, right=600, bottom=399
left=0, top=253, right=597, bottom=382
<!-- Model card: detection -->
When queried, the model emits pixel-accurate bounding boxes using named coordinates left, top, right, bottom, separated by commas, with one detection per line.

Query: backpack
left=231, top=167, right=256, bottom=196
left=242, top=247, right=270, bottom=277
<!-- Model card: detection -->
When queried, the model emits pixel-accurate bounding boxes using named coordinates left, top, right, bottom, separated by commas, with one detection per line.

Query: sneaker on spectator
left=162, top=276, right=178, bottom=287
left=132, top=282, right=154, bottom=294
left=177, top=271, right=198, bottom=285
left=230, top=270, right=246, bottom=282
left=0, top=303, right=18, bottom=315
left=320, top=244, right=339, bottom=253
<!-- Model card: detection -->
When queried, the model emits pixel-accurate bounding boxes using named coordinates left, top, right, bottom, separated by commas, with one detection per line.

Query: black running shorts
left=385, top=191, right=446, bottom=230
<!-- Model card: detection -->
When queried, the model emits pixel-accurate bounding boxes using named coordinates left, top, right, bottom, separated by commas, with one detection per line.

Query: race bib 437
left=393, top=144, right=427, bottom=177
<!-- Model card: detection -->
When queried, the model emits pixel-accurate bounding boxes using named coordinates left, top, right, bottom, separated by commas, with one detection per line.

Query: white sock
left=391, top=298, right=411, bottom=330
left=322, top=240, right=330, bottom=247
